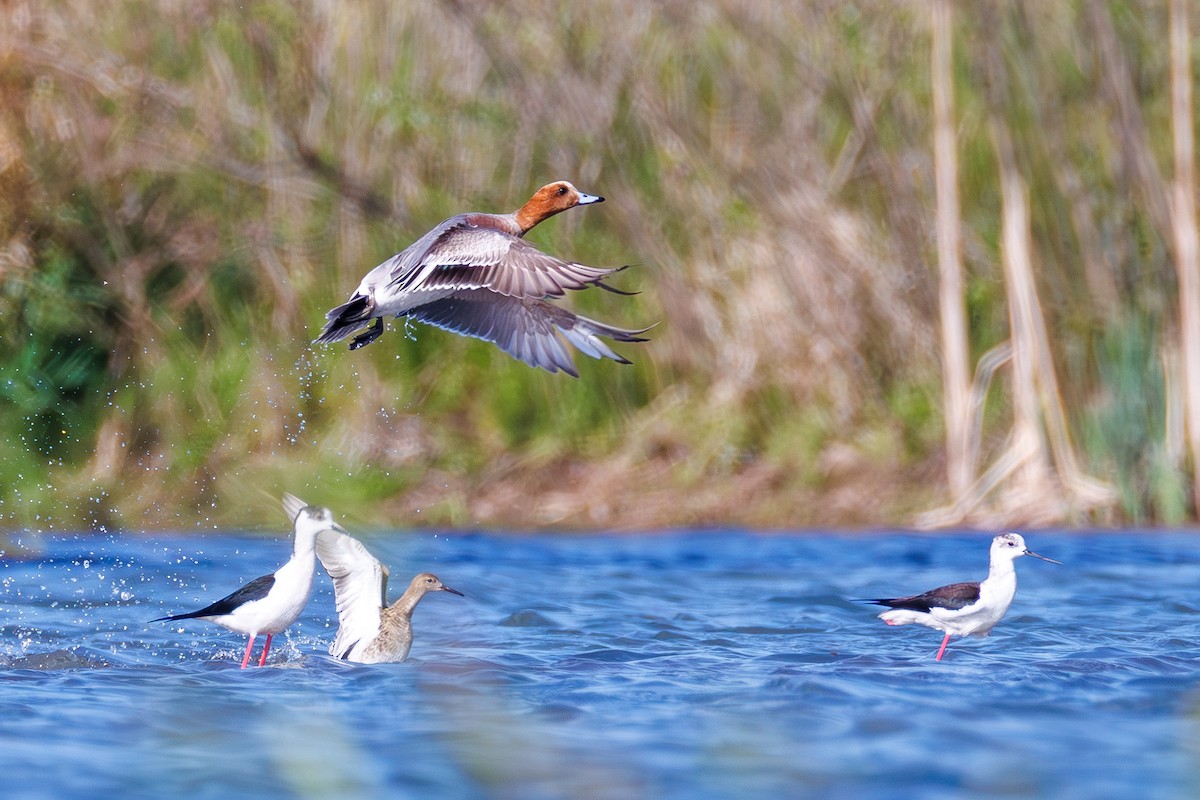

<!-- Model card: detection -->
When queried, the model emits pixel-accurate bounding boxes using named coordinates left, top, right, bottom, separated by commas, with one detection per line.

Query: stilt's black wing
left=154, top=574, right=276, bottom=622
left=864, top=581, right=981, bottom=613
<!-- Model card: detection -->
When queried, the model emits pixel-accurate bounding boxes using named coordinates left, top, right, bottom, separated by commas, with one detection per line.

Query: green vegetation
left=0, top=1, right=1192, bottom=531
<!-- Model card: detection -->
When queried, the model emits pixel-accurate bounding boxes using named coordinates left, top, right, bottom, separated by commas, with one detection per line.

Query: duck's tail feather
left=315, top=294, right=374, bottom=344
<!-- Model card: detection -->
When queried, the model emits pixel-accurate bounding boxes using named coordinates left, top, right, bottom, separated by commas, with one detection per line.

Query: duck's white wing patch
left=387, top=218, right=513, bottom=293
left=316, top=529, right=388, bottom=658
left=416, top=240, right=626, bottom=300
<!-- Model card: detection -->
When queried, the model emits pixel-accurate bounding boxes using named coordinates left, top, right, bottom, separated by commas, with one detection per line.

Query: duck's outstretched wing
left=315, top=529, right=389, bottom=659
left=407, top=289, right=651, bottom=376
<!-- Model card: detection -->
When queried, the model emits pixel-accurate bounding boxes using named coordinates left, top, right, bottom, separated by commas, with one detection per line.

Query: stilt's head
left=282, top=493, right=345, bottom=545
left=992, top=532, right=1062, bottom=565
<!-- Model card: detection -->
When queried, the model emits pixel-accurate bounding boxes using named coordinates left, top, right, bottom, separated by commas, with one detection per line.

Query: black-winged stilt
left=154, top=494, right=342, bottom=668
left=863, top=532, right=1061, bottom=661
left=315, top=527, right=462, bottom=663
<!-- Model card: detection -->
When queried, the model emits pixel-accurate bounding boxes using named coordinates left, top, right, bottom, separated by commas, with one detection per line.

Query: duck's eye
left=557, top=186, right=568, bottom=195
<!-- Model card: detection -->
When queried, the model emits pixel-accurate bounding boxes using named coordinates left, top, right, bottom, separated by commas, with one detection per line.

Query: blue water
left=0, top=529, right=1198, bottom=799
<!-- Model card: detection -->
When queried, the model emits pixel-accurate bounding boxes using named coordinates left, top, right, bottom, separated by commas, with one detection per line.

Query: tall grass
left=0, top=1, right=1190, bottom=531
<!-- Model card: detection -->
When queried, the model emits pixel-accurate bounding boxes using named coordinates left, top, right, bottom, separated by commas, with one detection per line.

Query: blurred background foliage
left=0, top=0, right=1191, bottom=532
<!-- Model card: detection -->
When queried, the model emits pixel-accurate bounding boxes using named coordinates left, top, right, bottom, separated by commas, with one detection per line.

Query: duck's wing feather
left=315, top=529, right=387, bottom=658
left=418, top=243, right=628, bottom=299
left=388, top=219, right=628, bottom=300
left=406, top=290, right=649, bottom=376
left=381, top=217, right=509, bottom=293
left=864, top=581, right=981, bottom=613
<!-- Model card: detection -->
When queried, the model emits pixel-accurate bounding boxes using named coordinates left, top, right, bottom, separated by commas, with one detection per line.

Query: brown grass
left=0, top=1, right=1191, bottom=531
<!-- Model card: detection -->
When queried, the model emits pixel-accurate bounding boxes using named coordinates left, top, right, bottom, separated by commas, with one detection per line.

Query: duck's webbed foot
left=349, top=317, right=385, bottom=350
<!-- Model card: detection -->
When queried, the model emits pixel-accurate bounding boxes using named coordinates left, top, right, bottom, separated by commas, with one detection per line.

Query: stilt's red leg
left=935, top=632, right=951, bottom=661
left=241, top=635, right=256, bottom=669
left=258, top=634, right=273, bottom=667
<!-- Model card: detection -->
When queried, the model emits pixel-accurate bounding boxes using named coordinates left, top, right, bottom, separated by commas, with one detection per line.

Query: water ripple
left=0, top=530, right=1197, bottom=799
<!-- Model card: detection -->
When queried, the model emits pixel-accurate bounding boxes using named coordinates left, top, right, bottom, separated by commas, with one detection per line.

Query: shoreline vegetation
left=1, top=2, right=1197, bottom=534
